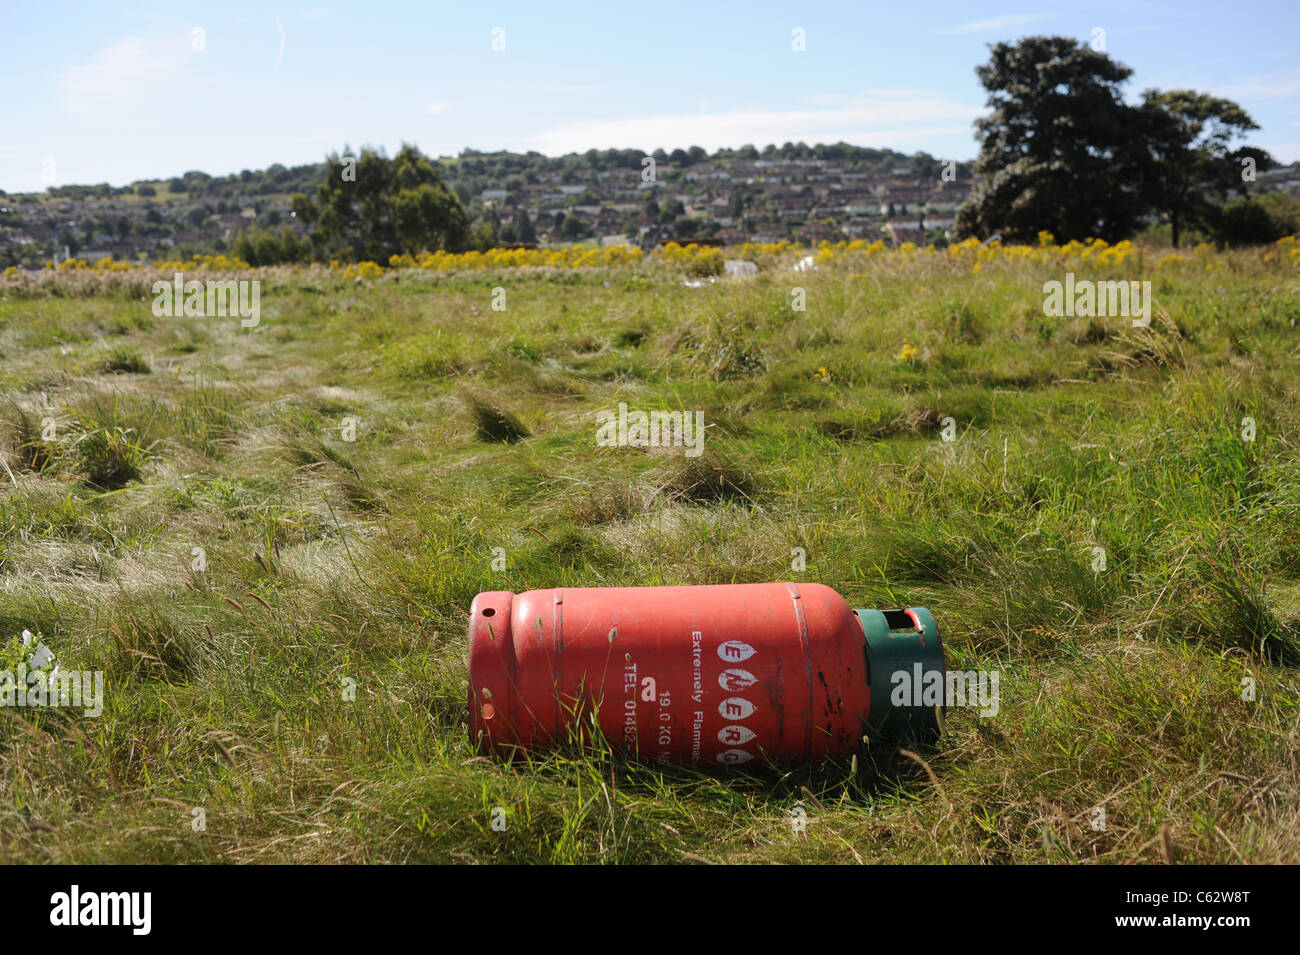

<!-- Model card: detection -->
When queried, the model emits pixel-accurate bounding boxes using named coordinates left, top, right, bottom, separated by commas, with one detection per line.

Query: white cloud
left=803, top=90, right=961, bottom=107
left=58, top=35, right=195, bottom=112
left=944, top=14, right=1054, bottom=35
left=527, top=97, right=981, bottom=155
left=425, top=101, right=453, bottom=115
left=1216, top=71, right=1300, bottom=102
left=860, top=88, right=944, bottom=99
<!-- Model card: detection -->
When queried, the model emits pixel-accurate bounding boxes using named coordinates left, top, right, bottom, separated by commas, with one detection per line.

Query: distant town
left=3, top=143, right=1299, bottom=268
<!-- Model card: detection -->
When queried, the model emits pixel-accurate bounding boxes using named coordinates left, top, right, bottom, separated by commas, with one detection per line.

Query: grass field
left=1, top=240, right=1298, bottom=863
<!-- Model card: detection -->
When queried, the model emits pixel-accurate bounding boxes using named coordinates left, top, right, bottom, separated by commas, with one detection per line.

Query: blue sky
left=3, top=1, right=1298, bottom=192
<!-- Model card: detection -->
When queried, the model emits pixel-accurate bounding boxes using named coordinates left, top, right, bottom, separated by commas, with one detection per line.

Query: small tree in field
left=291, top=143, right=469, bottom=261
left=1137, top=91, right=1271, bottom=248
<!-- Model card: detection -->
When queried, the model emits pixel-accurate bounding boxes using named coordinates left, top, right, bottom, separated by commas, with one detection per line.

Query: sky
left=2, top=1, right=1298, bottom=192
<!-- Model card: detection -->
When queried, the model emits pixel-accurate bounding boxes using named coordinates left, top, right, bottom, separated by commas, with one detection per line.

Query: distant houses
left=22, top=150, right=1297, bottom=267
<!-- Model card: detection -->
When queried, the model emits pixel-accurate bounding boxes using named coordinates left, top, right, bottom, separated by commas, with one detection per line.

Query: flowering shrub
left=343, top=261, right=384, bottom=279
left=152, top=253, right=251, bottom=272
left=1276, top=235, right=1300, bottom=265
left=12, top=234, right=1298, bottom=289
left=387, top=245, right=643, bottom=271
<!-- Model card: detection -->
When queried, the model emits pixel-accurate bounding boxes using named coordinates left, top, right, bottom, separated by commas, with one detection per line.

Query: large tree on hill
left=955, top=37, right=1148, bottom=243
left=291, top=143, right=469, bottom=261
left=1136, top=90, right=1272, bottom=248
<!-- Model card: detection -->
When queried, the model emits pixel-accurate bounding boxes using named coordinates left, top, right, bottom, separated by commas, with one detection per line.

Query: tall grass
left=0, top=244, right=1297, bottom=862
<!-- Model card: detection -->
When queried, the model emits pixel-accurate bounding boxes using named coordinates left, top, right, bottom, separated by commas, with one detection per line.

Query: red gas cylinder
left=467, top=582, right=945, bottom=767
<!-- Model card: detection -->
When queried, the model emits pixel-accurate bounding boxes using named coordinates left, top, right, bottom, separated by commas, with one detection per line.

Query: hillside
left=0, top=144, right=974, bottom=268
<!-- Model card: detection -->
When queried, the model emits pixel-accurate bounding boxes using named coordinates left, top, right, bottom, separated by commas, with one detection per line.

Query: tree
left=467, top=218, right=496, bottom=251
left=1137, top=90, right=1271, bottom=248
left=291, top=143, right=469, bottom=261
left=1203, top=193, right=1298, bottom=248
left=56, top=226, right=81, bottom=255
left=659, top=198, right=685, bottom=224
left=232, top=226, right=310, bottom=266
left=955, top=36, right=1148, bottom=243
left=561, top=215, right=590, bottom=240
left=514, top=207, right=536, bottom=243
left=727, top=188, right=746, bottom=219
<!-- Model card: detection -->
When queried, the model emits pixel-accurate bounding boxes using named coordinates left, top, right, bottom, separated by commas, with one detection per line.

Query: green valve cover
left=854, top=608, right=946, bottom=742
